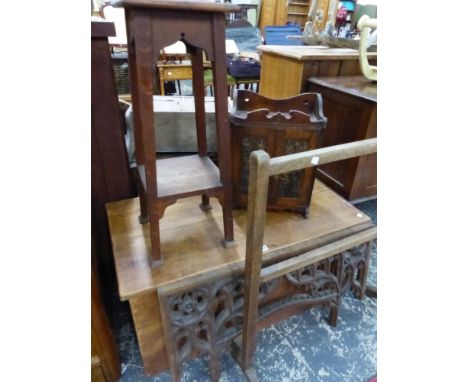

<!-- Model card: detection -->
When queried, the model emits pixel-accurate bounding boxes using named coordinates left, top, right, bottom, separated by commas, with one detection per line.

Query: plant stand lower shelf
left=137, top=155, right=222, bottom=198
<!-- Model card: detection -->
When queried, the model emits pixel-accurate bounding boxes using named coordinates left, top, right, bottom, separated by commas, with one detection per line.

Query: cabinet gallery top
left=111, top=0, right=240, bottom=13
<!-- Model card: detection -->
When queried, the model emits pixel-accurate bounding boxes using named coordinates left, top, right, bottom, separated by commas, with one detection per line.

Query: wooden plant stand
left=114, top=0, right=240, bottom=266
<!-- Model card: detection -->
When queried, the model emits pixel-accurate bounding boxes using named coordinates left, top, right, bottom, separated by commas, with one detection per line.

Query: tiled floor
left=105, top=199, right=377, bottom=382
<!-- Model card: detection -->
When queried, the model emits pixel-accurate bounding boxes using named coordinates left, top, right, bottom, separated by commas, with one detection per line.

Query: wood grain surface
left=308, top=76, right=377, bottom=102
left=112, top=0, right=240, bottom=13
left=137, top=155, right=222, bottom=197
left=106, top=180, right=372, bottom=300
left=257, top=45, right=378, bottom=61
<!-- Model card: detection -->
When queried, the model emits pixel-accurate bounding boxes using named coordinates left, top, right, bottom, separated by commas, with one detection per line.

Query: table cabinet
left=230, top=90, right=327, bottom=217
left=257, top=45, right=377, bottom=99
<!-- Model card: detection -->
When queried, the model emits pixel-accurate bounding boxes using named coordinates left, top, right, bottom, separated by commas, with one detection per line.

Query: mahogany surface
left=107, top=180, right=372, bottom=299
left=308, top=76, right=377, bottom=201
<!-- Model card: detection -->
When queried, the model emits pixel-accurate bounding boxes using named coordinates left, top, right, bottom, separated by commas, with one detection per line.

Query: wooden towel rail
left=239, top=138, right=377, bottom=378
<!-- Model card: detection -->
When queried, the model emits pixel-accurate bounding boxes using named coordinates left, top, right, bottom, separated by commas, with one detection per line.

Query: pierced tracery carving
left=341, top=242, right=371, bottom=299
left=160, top=241, right=373, bottom=381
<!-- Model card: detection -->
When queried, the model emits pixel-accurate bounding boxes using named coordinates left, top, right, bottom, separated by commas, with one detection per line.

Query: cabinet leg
left=138, top=182, right=149, bottom=224
left=199, top=194, right=212, bottom=211
left=221, top=199, right=235, bottom=247
left=148, top=210, right=164, bottom=267
left=211, top=18, right=235, bottom=248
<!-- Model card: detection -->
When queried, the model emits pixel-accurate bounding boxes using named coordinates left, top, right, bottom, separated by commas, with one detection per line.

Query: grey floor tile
left=119, top=364, right=158, bottom=382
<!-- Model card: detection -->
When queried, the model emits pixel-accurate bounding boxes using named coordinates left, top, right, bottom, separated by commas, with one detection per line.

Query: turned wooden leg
left=200, top=194, right=212, bottom=211
left=220, top=194, right=235, bottom=246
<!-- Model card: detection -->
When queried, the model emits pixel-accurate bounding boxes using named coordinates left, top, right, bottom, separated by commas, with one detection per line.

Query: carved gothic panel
left=160, top=241, right=373, bottom=381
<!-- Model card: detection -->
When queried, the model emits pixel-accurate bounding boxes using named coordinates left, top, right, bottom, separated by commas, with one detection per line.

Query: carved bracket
left=231, top=90, right=327, bottom=130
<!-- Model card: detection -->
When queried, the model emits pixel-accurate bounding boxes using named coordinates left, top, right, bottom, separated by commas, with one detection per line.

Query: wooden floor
left=106, top=180, right=373, bottom=301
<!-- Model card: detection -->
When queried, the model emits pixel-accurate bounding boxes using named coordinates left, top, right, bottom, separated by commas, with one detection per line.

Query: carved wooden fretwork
left=340, top=242, right=372, bottom=299
left=160, top=242, right=373, bottom=381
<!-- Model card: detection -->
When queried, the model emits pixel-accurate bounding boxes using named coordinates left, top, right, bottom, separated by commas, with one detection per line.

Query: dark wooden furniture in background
left=308, top=76, right=376, bottom=201
left=92, top=20, right=133, bottom=381
left=91, top=20, right=134, bottom=286
left=92, top=268, right=120, bottom=382
left=114, top=0, right=240, bottom=266
left=257, top=45, right=377, bottom=99
left=230, top=90, right=327, bottom=217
